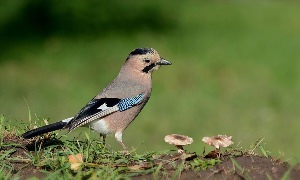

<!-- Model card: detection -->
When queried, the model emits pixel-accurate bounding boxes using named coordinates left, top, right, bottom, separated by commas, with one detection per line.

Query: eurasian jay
left=22, top=47, right=172, bottom=149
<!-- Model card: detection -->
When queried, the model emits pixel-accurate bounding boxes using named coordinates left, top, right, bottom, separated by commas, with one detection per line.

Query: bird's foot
left=119, top=149, right=130, bottom=155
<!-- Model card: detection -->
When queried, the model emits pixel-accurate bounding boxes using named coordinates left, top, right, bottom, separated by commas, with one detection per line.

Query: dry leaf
left=204, top=150, right=221, bottom=159
left=68, top=153, right=83, bottom=171
left=128, top=162, right=152, bottom=170
left=128, top=165, right=144, bottom=170
left=180, top=152, right=197, bottom=160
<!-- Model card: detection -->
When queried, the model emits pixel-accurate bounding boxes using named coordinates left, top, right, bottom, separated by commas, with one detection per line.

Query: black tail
left=22, top=121, right=67, bottom=139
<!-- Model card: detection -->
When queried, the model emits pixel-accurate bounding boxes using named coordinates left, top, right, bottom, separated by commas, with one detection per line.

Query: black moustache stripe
left=142, top=63, right=156, bottom=73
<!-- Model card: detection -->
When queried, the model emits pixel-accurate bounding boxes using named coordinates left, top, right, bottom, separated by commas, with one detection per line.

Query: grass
left=0, top=116, right=225, bottom=179
left=230, top=158, right=252, bottom=180
left=1, top=0, right=300, bottom=166
left=1, top=115, right=298, bottom=179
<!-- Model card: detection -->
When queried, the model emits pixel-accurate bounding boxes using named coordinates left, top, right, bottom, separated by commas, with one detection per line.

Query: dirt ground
left=2, top=133, right=300, bottom=180
left=131, top=152, right=300, bottom=180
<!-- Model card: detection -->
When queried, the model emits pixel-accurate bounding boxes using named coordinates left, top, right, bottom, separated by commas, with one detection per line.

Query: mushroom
left=164, top=134, right=193, bottom=153
left=202, top=135, right=233, bottom=150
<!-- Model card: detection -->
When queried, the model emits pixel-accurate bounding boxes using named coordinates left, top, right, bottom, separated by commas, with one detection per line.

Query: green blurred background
left=1, top=0, right=300, bottom=164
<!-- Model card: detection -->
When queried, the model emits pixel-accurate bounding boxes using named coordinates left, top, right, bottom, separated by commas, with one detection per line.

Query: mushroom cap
left=164, top=134, right=193, bottom=146
left=202, top=135, right=233, bottom=149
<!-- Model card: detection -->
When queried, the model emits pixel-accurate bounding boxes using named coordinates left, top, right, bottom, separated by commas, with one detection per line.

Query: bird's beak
left=157, top=58, right=172, bottom=65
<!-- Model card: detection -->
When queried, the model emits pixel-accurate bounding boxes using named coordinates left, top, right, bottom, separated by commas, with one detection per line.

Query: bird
left=22, top=47, right=172, bottom=150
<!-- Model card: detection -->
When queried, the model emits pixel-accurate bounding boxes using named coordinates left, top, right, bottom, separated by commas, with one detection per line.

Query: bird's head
left=125, top=48, right=172, bottom=74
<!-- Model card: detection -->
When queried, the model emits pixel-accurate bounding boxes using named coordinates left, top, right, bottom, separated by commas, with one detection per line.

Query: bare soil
left=2, top=133, right=300, bottom=180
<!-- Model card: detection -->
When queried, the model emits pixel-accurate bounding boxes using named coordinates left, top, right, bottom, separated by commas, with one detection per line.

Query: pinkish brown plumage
left=22, top=48, right=171, bottom=150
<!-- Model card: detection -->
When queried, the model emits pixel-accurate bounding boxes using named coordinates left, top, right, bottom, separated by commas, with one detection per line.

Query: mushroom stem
left=176, top=145, right=185, bottom=154
left=216, top=148, right=221, bottom=158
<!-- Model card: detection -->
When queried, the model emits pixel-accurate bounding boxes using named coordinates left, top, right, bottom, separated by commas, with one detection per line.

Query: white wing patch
left=97, top=103, right=109, bottom=111
left=62, top=117, right=73, bottom=123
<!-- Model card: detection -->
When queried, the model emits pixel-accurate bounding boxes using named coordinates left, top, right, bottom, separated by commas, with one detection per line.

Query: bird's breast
left=89, top=118, right=111, bottom=135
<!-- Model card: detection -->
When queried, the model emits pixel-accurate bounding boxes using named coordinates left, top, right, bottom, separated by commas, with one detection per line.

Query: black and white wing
left=66, top=94, right=144, bottom=132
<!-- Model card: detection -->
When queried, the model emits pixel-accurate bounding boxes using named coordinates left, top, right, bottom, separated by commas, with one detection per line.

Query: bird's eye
left=144, top=59, right=150, bottom=63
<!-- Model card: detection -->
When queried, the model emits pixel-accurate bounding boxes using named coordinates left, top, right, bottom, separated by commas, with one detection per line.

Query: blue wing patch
left=118, top=94, right=144, bottom=111
left=66, top=93, right=144, bottom=131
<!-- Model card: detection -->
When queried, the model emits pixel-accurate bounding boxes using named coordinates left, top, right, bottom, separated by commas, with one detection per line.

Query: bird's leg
left=115, top=131, right=129, bottom=154
left=120, top=141, right=128, bottom=150
left=100, top=134, right=106, bottom=146
left=119, top=142, right=129, bottom=155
